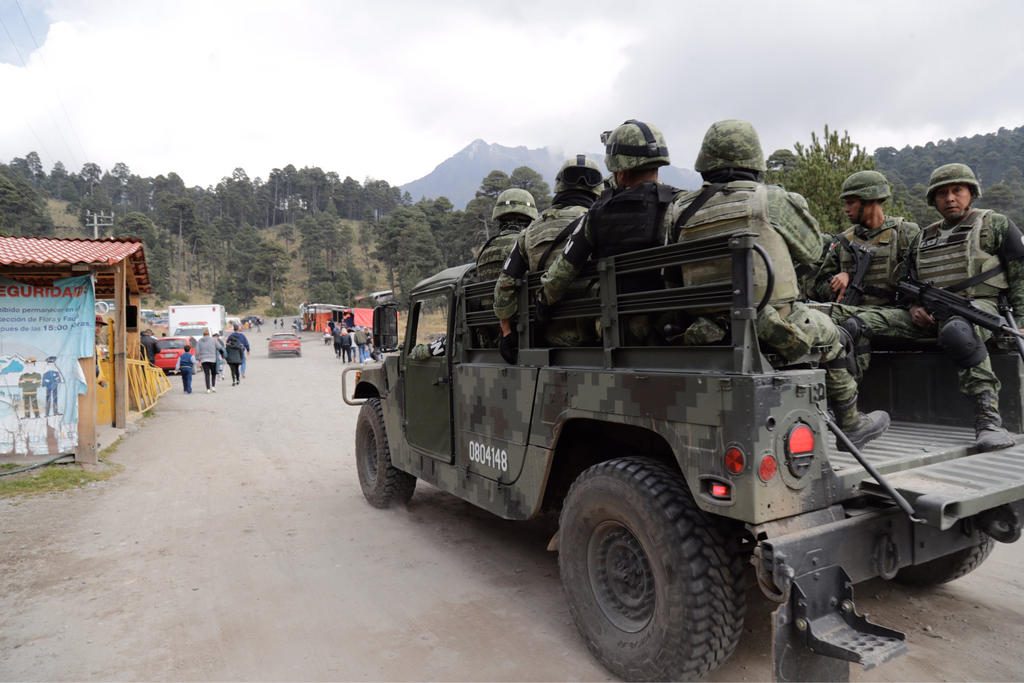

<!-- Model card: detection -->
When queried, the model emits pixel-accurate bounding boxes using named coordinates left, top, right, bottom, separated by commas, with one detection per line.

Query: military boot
left=834, top=396, right=890, bottom=451
left=973, top=391, right=1015, bottom=452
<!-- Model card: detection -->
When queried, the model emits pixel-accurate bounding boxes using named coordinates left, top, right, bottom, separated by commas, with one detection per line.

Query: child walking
left=175, top=345, right=196, bottom=394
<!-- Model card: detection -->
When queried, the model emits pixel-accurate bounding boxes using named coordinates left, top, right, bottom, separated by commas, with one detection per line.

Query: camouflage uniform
left=668, top=120, right=888, bottom=446
left=539, top=121, right=673, bottom=345
left=494, top=156, right=603, bottom=347
left=475, top=188, right=538, bottom=280
left=816, top=171, right=920, bottom=377
left=866, top=163, right=1024, bottom=450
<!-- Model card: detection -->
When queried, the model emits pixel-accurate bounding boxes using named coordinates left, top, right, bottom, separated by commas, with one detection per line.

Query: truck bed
left=828, top=421, right=1024, bottom=528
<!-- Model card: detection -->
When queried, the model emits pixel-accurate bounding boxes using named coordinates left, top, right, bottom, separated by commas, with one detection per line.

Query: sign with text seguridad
left=0, top=275, right=95, bottom=456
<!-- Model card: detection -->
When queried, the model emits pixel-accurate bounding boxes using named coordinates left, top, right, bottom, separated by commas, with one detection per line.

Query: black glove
left=498, top=332, right=518, bottom=365
left=534, top=291, right=551, bottom=323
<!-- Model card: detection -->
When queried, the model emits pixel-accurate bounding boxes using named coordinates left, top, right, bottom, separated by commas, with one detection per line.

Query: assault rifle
left=895, top=279, right=1024, bottom=357
left=839, top=239, right=875, bottom=306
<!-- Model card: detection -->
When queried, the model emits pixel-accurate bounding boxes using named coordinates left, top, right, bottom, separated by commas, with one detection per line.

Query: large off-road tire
left=355, top=398, right=416, bottom=508
left=894, top=537, right=995, bottom=586
left=558, top=457, right=746, bottom=681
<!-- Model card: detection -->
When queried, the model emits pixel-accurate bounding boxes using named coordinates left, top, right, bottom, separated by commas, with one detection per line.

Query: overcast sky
left=1, top=0, right=1023, bottom=190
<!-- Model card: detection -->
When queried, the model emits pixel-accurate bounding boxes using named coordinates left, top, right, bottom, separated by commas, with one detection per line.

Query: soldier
left=670, top=120, right=889, bottom=449
left=843, top=163, right=1024, bottom=451
left=18, top=363, right=42, bottom=419
left=537, top=119, right=677, bottom=344
left=493, top=155, right=604, bottom=361
left=814, top=170, right=920, bottom=306
left=475, top=188, right=538, bottom=280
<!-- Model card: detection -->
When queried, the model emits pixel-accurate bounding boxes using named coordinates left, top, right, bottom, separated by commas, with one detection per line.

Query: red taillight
left=710, top=482, right=731, bottom=499
left=787, top=423, right=815, bottom=455
left=758, top=454, right=778, bottom=482
left=724, top=446, right=745, bottom=474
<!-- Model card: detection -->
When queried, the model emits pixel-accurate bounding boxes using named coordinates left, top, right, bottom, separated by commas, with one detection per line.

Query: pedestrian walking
left=175, top=345, right=196, bottom=394
left=213, top=332, right=226, bottom=380
left=224, top=325, right=248, bottom=386
left=194, top=328, right=221, bottom=393
left=354, top=326, right=368, bottom=363
left=332, top=324, right=344, bottom=359
left=340, top=327, right=353, bottom=362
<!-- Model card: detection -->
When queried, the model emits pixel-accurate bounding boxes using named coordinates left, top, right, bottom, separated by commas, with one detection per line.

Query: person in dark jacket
left=139, top=329, right=158, bottom=365
left=225, top=324, right=249, bottom=385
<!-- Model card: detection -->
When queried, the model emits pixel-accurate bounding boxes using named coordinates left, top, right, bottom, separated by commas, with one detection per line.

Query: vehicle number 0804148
left=468, top=440, right=508, bottom=472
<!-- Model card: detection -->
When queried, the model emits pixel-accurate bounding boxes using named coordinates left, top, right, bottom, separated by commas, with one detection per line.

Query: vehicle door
left=401, top=289, right=453, bottom=462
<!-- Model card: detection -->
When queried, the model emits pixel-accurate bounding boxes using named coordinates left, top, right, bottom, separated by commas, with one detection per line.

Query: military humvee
left=342, top=233, right=1024, bottom=682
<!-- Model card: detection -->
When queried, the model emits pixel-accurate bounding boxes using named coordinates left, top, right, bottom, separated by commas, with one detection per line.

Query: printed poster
left=0, top=275, right=95, bottom=456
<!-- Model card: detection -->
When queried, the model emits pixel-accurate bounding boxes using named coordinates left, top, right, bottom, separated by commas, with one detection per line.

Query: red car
left=154, top=336, right=192, bottom=374
left=268, top=332, right=302, bottom=357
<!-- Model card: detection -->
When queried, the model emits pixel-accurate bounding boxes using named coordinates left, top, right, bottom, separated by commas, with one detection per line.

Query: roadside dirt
left=1, top=335, right=1021, bottom=681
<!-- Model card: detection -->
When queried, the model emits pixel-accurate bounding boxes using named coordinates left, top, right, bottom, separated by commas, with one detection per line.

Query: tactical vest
left=836, top=217, right=904, bottom=305
left=916, top=209, right=1007, bottom=299
left=588, top=182, right=675, bottom=258
left=675, top=181, right=798, bottom=307
left=476, top=229, right=521, bottom=280
left=524, top=204, right=589, bottom=271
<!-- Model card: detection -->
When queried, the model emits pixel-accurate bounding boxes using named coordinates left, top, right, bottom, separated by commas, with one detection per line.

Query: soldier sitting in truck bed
left=537, top=119, right=677, bottom=345
left=668, top=119, right=890, bottom=449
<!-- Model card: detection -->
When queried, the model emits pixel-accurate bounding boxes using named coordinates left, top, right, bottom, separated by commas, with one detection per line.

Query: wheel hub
left=588, top=521, right=655, bottom=633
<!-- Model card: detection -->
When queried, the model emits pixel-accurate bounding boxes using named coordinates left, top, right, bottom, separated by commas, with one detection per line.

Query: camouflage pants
left=756, top=302, right=857, bottom=411
left=829, top=301, right=1000, bottom=397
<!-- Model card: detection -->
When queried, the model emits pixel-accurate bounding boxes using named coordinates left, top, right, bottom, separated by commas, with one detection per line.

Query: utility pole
left=85, top=210, right=114, bottom=239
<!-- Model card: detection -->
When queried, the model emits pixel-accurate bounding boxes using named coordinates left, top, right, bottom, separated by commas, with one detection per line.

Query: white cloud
left=1, top=0, right=1022, bottom=187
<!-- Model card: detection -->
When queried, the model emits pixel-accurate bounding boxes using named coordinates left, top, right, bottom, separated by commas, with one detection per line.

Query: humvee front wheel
left=558, top=457, right=745, bottom=681
left=355, top=398, right=416, bottom=508
left=894, top=537, right=994, bottom=586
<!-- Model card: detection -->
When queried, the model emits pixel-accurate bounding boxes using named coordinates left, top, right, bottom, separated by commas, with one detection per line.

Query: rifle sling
left=947, top=263, right=1004, bottom=293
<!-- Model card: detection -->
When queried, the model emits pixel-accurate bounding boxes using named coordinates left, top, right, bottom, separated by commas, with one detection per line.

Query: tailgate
left=858, top=444, right=1024, bottom=529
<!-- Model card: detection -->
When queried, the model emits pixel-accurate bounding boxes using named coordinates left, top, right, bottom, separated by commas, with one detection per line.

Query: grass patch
left=0, top=438, right=125, bottom=498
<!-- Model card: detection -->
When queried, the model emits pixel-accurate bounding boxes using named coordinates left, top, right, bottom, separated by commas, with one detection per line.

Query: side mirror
left=373, top=304, right=400, bottom=353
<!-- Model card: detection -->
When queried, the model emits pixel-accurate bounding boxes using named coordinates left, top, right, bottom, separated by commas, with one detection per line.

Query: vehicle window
left=411, top=293, right=449, bottom=350
left=157, top=339, right=186, bottom=350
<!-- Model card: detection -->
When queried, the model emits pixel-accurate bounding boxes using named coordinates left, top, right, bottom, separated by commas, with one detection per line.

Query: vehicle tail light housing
left=724, top=446, right=745, bottom=475
left=758, top=454, right=778, bottom=482
left=784, top=423, right=816, bottom=477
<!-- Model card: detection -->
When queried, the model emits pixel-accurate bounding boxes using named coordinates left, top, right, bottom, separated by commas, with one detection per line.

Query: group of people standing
left=171, top=324, right=251, bottom=394
left=326, top=320, right=372, bottom=363
left=484, top=118, right=1024, bottom=454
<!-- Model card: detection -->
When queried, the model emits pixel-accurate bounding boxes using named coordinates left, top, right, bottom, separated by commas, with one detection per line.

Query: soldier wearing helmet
left=813, top=170, right=920, bottom=306
left=475, top=187, right=539, bottom=281
left=840, top=163, right=1024, bottom=451
left=668, top=119, right=890, bottom=450
left=537, top=120, right=676, bottom=345
left=492, top=155, right=604, bottom=361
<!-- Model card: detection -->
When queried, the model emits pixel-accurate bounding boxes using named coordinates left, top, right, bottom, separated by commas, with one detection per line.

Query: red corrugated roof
left=0, top=236, right=143, bottom=265
left=0, top=236, right=152, bottom=293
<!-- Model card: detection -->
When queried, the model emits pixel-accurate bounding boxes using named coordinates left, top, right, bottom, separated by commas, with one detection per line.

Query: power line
left=0, top=10, right=79, bottom=169
left=13, top=0, right=89, bottom=165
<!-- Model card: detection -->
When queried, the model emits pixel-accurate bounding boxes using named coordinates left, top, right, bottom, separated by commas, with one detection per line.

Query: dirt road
left=1, top=334, right=1021, bottom=681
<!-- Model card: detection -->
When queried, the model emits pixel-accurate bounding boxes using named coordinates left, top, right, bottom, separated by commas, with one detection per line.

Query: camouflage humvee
left=342, top=233, right=1024, bottom=682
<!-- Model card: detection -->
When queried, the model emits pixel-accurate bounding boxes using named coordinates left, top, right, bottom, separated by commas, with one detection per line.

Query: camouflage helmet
left=492, top=188, right=538, bottom=222
left=926, top=163, right=982, bottom=206
left=554, top=154, right=604, bottom=195
left=602, top=119, right=670, bottom=172
left=840, top=170, right=891, bottom=202
left=694, top=119, right=766, bottom=173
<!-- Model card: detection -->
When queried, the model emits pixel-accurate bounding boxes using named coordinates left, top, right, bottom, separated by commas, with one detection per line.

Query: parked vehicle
left=168, top=304, right=226, bottom=337
left=342, top=236, right=1024, bottom=682
left=153, top=337, right=191, bottom=374
left=267, top=332, right=301, bottom=357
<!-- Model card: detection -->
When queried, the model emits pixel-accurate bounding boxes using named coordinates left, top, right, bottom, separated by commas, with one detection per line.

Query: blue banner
left=0, top=274, right=95, bottom=456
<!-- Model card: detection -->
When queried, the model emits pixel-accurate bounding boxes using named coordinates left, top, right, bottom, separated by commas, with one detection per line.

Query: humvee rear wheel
left=558, top=457, right=745, bottom=681
left=894, top=537, right=994, bottom=586
left=355, top=398, right=416, bottom=508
